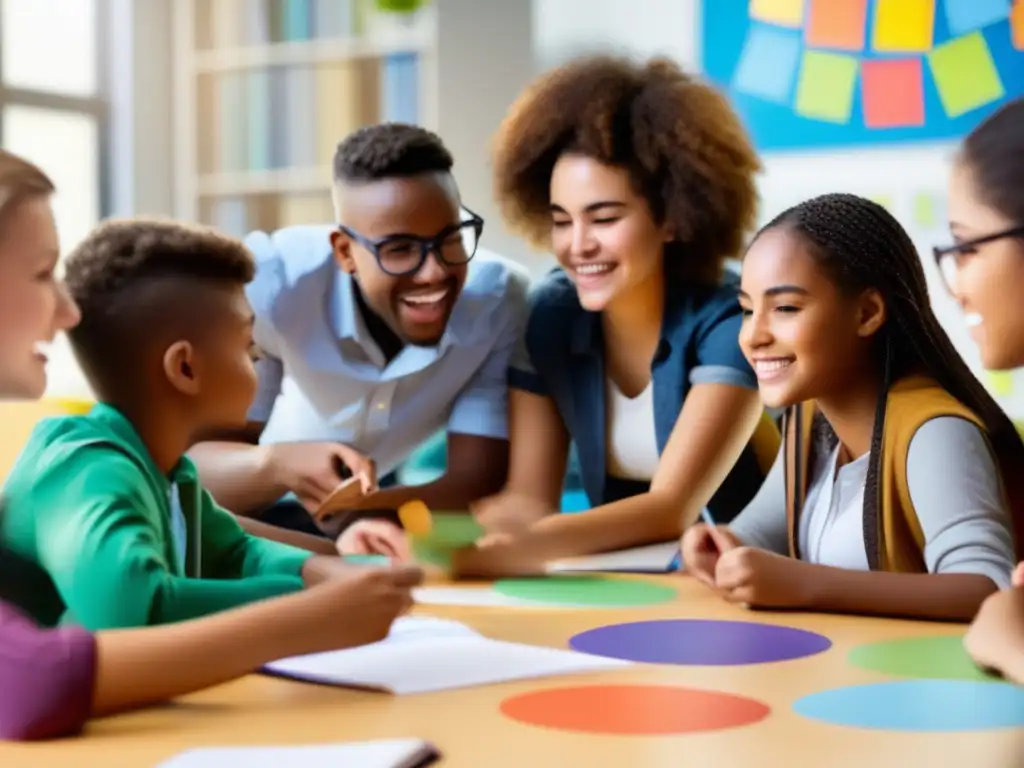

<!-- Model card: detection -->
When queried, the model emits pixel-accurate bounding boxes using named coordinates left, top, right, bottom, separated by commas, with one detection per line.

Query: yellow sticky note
left=398, top=500, right=433, bottom=537
left=794, top=50, right=859, bottom=123
left=913, top=192, right=936, bottom=227
left=927, top=32, right=1006, bottom=118
left=750, top=0, right=806, bottom=27
left=985, top=371, right=1014, bottom=397
left=872, top=0, right=935, bottom=52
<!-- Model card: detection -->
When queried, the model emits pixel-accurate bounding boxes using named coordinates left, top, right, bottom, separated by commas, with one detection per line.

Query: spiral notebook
left=158, top=740, right=439, bottom=768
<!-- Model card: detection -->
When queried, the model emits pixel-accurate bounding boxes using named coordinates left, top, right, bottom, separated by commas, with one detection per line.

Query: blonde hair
left=0, top=149, right=55, bottom=223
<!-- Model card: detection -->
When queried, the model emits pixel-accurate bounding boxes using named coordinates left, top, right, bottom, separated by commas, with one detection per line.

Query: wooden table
left=2, top=577, right=1023, bottom=767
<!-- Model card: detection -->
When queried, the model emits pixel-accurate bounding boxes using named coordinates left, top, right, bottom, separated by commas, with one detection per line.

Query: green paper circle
left=494, top=576, right=677, bottom=607
left=344, top=554, right=391, bottom=566
left=848, top=635, right=999, bottom=682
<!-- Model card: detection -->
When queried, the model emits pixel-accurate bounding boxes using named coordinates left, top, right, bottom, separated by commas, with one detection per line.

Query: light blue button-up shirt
left=243, top=225, right=530, bottom=478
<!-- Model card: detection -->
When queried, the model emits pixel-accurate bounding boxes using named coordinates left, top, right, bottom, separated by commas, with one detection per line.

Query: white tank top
left=605, top=378, right=660, bottom=481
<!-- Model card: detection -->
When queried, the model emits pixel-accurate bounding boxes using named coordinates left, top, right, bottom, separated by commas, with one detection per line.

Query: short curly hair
left=63, top=218, right=255, bottom=400
left=492, top=55, right=761, bottom=276
left=334, top=122, right=454, bottom=182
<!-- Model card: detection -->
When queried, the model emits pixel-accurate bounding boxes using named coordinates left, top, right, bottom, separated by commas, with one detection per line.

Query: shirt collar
left=88, top=402, right=198, bottom=486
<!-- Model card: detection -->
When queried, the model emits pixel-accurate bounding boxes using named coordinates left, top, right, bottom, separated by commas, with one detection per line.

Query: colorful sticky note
left=912, top=192, right=937, bottom=227
left=927, top=32, right=1005, bottom=118
left=794, top=50, right=859, bottom=123
left=872, top=0, right=936, bottom=52
left=985, top=370, right=1014, bottom=397
left=804, top=0, right=868, bottom=50
left=732, top=25, right=802, bottom=103
left=750, top=0, right=806, bottom=27
left=943, top=0, right=1011, bottom=37
left=861, top=59, right=925, bottom=128
left=1013, top=1, right=1024, bottom=49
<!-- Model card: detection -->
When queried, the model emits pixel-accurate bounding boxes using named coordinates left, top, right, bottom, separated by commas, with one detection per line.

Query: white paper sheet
left=263, top=616, right=631, bottom=694
left=546, top=541, right=681, bottom=573
left=158, top=740, right=438, bottom=768
left=412, top=587, right=567, bottom=608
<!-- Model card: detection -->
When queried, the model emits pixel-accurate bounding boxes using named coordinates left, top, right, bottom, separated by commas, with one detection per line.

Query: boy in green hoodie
left=0, top=219, right=363, bottom=630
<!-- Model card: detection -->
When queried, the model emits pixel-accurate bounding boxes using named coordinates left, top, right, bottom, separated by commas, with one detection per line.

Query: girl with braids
left=0, top=149, right=421, bottom=741
left=682, top=191, right=1024, bottom=621
left=941, top=97, right=1024, bottom=679
left=452, top=55, right=779, bottom=575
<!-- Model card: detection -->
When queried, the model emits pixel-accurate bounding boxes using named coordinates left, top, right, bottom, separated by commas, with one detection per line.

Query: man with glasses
left=190, top=124, right=529, bottom=554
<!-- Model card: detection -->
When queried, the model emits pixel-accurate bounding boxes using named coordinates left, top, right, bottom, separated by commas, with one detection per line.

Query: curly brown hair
left=64, top=218, right=255, bottom=400
left=492, top=55, right=761, bottom=278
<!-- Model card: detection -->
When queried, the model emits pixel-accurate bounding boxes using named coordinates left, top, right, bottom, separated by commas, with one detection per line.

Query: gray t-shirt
left=728, top=416, right=1015, bottom=589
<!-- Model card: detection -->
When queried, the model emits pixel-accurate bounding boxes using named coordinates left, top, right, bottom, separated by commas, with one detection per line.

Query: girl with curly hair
left=455, top=55, right=780, bottom=575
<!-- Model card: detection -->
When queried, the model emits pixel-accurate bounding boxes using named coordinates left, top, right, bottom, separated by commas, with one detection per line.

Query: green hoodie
left=0, top=403, right=310, bottom=630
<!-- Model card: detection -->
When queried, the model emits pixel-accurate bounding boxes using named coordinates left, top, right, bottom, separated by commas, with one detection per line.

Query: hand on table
left=471, top=491, right=553, bottom=537
left=713, top=547, right=815, bottom=609
left=680, top=523, right=743, bottom=587
left=964, top=583, right=1024, bottom=684
left=298, top=565, right=424, bottom=653
left=266, top=441, right=377, bottom=514
left=449, top=539, right=547, bottom=580
left=336, top=519, right=411, bottom=562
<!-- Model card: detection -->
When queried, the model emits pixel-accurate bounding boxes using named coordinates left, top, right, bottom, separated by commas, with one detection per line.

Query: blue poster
left=701, top=0, right=1024, bottom=150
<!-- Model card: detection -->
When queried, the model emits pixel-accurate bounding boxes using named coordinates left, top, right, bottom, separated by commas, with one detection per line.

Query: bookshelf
left=171, top=0, right=536, bottom=255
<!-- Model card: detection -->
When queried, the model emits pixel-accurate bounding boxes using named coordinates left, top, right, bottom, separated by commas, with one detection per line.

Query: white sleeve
left=906, top=416, right=1016, bottom=589
left=726, top=441, right=790, bottom=555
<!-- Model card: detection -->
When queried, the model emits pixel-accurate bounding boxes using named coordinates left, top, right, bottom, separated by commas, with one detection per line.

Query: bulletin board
left=701, top=0, right=1024, bottom=151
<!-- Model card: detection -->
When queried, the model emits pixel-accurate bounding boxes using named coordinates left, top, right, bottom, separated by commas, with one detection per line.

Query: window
left=0, top=0, right=107, bottom=252
left=0, top=0, right=109, bottom=399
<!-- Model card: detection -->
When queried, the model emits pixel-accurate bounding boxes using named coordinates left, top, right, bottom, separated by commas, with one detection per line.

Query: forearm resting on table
left=91, top=592, right=320, bottom=716
left=525, top=491, right=684, bottom=559
left=189, top=442, right=286, bottom=515
left=806, top=567, right=999, bottom=621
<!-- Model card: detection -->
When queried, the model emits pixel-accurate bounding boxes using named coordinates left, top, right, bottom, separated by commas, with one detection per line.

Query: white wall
left=532, top=0, right=1022, bottom=417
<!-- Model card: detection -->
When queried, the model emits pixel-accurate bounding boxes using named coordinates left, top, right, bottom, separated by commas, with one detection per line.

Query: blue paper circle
left=794, top=680, right=1024, bottom=732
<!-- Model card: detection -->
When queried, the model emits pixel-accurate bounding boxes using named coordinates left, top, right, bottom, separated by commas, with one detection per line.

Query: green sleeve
left=197, top=489, right=312, bottom=580
left=32, top=449, right=306, bottom=631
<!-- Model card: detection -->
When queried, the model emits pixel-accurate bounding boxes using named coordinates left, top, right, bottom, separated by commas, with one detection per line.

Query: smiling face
left=0, top=196, right=80, bottom=399
left=738, top=227, right=885, bottom=409
left=946, top=160, right=1024, bottom=370
left=549, top=153, right=671, bottom=312
left=331, top=173, right=468, bottom=346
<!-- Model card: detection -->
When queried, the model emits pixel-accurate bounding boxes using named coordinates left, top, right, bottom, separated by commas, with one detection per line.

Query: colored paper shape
left=794, top=50, right=859, bottom=123
left=493, top=576, right=677, bottom=607
left=749, top=0, right=805, bottom=27
left=1013, top=0, right=1024, bottom=49
left=912, top=191, right=938, bottom=226
left=927, top=31, right=1006, bottom=118
left=871, top=0, right=936, bottom=52
left=848, top=635, right=999, bottom=681
left=569, top=619, right=832, bottom=665
left=804, top=0, right=868, bottom=50
left=732, top=24, right=802, bottom=103
left=985, top=370, right=1015, bottom=396
left=861, top=58, right=926, bottom=128
left=943, top=0, right=1011, bottom=37
left=501, top=685, right=771, bottom=735
left=344, top=554, right=391, bottom=566
left=410, top=513, right=483, bottom=567
left=794, top=680, right=1024, bottom=731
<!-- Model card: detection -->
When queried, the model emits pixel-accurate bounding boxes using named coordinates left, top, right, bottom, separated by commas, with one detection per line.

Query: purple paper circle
left=570, top=619, right=832, bottom=666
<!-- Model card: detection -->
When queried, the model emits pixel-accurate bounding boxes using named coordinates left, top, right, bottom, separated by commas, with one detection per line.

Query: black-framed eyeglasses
left=339, top=208, right=485, bottom=277
left=932, top=225, right=1024, bottom=293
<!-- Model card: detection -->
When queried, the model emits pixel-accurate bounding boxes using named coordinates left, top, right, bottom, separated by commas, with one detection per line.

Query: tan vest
left=783, top=375, right=993, bottom=572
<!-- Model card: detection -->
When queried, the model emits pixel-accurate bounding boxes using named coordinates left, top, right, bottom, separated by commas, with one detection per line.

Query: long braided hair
left=764, top=192, right=1024, bottom=558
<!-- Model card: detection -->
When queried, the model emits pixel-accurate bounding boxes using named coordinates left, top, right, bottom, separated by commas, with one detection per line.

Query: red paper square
left=861, top=58, right=925, bottom=128
left=805, top=0, right=869, bottom=51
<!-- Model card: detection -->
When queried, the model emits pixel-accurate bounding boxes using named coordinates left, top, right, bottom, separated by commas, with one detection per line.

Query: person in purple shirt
left=0, top=149, right=422, bottom=741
